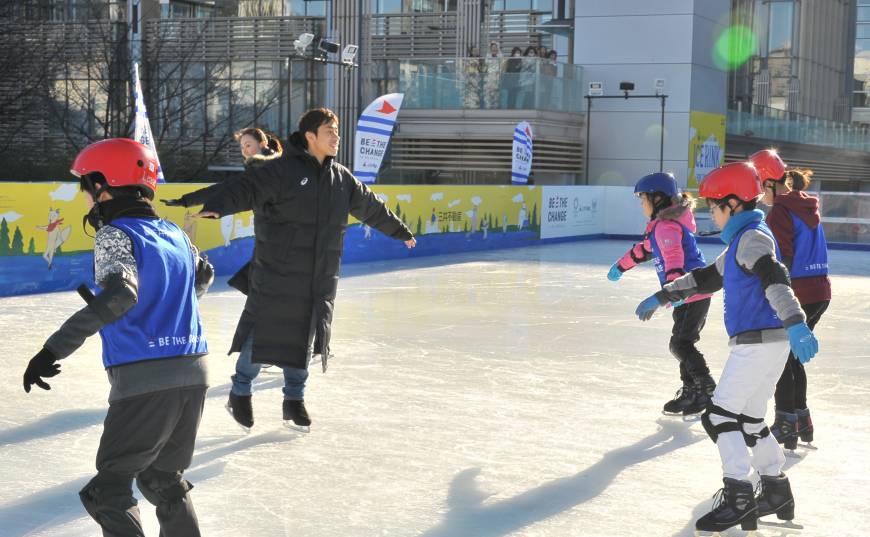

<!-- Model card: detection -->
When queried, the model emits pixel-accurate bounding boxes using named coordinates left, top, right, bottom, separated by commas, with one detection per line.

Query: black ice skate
left=755, top=473, right=795, bottom=520
left=694, top=478, right=758, bottom=536
left=796, top=408, right=816, bottom=447
left=683, top=374, right=716, bottom=415
left=282, top=399, right=311, bottom=433
left=226, top=392, right=254, bottom=432
left=663, top=375, right=715, bottom=416
left=662, top=384, right=697, bottom=415
left=771, top=410, right=798, bottom=451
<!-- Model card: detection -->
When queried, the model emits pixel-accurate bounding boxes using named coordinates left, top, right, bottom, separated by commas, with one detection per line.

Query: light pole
left=285, top=33, right=359, bottom=140
left=583, top=90, right=668, bottom=182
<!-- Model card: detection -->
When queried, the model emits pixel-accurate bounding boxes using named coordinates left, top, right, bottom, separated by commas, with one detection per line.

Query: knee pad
left=740, top=414, right=771, bottom=447
left=701, top=405, right=742, bottom=443
left=136, top=468, right=193, bottom=507
left=79, top=471, right=137, bottom=521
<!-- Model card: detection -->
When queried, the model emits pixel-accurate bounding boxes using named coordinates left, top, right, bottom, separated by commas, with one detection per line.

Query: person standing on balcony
left=462, top=45, right=483, bottom=109
left=195, top=108, right=416, bottom=433
left=520, top=46, right=539, bottom=109
left=540, top=50, right=558, bottom=108
left=752, top=150, right=831, bottom=452
left=484, top=42, right=503, bottom=109
left=505, top=46, right=523, bottom=109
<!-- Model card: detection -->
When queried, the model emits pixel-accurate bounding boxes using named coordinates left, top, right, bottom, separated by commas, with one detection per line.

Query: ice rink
left=1, top=239, right=868, bottom=537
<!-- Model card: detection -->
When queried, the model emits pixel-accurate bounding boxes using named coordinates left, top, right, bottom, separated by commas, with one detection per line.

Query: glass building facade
left=854, top=1, right=870, bottom=121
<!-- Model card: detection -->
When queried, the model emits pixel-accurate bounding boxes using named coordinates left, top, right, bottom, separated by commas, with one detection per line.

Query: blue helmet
left=634, top=172, right=679, bottom=198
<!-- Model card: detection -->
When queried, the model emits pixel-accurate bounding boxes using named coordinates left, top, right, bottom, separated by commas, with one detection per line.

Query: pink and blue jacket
left=615, top=199, right=712, bottom=304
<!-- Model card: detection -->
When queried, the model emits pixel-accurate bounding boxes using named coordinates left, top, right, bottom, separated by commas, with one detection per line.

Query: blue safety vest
left=723, top=221, right=783, bottom=338
left=98, top=218, right=208, bottom=368
left=648, top=221, right=707, bottom=286
left=788, top=211, right=829, bottom=279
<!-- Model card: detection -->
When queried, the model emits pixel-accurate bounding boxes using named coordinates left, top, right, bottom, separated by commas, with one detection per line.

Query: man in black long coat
left=197, top=108, right=416, bottom=430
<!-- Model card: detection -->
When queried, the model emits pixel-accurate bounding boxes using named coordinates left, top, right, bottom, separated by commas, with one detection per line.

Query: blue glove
left=635, top=294, right=663, bottom=321
left=607, top=263, right=623, bottom=282
left=787, top=323, right=819, bottom=364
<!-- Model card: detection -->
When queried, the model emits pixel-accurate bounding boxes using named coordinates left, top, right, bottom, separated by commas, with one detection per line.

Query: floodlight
left=341, top=44, right=358, bottom=65
left=293, top=33, right=314, bottom=55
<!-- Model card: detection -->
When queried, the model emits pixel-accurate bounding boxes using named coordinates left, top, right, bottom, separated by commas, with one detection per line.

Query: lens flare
left=713, top=25, right=756, bottom=70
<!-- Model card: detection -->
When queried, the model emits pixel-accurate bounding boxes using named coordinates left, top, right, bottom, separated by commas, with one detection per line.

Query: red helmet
left=749, top=149, right=786, bottom=182
left=70, top=138, right=159, bottom=196
left=699, top=162, right=763, bottom=202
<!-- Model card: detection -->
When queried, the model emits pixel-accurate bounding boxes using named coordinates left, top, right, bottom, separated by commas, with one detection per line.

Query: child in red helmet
left=607, top=172, right=715, bottom=416
left=752, top=149, right=831, bottom=451
left=634, top=162, right=819, bottom=535
left=21, top=139, right=215, bottom=537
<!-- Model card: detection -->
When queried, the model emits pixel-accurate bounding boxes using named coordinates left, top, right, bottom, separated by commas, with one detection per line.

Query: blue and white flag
left=511, top=121, right=533, bottom=185
left=132, top=62, right=166, bottom=183
left=353, top=93, right=404, bottom=184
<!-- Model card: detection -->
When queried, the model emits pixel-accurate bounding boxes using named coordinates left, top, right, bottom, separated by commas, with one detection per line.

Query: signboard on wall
left=540, top=186, right=603, bottom=239
left=687, top=111, right=726, bottom=189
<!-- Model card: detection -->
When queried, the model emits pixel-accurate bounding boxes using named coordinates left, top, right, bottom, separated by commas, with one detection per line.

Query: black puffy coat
left=180, top=151, right=282, bottom=295
left=202, top=133, right=413, bottom=369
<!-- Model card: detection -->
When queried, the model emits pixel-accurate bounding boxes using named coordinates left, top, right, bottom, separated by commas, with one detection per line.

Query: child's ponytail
left=786, top=169, right=813, bottom=191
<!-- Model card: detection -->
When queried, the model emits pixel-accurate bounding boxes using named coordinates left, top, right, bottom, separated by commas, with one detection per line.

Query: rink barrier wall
left=2, top=182, right=864, bottom=297
left=0, top=183, right=561, bottom=297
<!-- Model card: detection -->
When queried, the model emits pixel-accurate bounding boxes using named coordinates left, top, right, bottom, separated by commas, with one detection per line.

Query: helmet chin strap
left=80, top=175, right=110, bottom=235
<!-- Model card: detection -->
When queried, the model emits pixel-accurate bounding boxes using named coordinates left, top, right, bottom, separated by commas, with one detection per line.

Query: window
left=289, top=0, right=326, bottom=16
left=372, top=0, right=456, bottom=13
left=372, top=0, right=402, bottom=13
left=767, top=2, right=793, bottom=54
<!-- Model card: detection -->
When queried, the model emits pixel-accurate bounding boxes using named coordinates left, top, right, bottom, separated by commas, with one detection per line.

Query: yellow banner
left=0, top=183, right=541, bottom=259
left=688, top=111, right=726, bottom=189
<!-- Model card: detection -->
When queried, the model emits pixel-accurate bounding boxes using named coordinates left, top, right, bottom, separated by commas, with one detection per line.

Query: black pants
left=79, top=385, right=207, bottom=537
left=669, top=298, right=712, bottom=385
left=774, top=300, right=829, bottom=412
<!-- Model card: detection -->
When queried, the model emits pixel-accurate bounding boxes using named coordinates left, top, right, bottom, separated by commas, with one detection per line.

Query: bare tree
left=142, top=16, right=287, bottom=180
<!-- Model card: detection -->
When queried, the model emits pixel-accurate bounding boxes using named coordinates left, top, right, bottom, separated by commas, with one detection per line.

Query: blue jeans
left=230, top=333, right=309, bottom=400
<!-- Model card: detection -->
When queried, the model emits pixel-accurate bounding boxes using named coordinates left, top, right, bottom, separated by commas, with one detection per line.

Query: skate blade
left=797, top=442, right=818, bottom=450
left=695, top=530, right=761, bottom=537
left=760, top=519, right=803, bottom=530
left=283, top=421, right=310, bottom=433
left=224, top=403, right=252, bottom=433
left=661, top=410, right=701, bottom=421
left=784, top=449, right=803, bottom=459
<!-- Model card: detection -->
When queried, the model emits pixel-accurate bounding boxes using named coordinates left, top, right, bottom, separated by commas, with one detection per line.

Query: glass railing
left=727, top=105, right=870, bottom=153
left=368, top=57, right=584, bottom=113
left=691, top=189, right=870, bottom=245
left=818, top=192, right=870, bottom=244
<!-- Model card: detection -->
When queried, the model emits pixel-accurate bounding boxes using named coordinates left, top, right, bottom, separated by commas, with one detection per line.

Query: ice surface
left=1, top=240, right=868, bottom=537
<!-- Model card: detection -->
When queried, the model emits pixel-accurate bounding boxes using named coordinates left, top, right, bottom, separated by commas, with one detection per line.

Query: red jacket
left=765, top=191, right=832, bottom=305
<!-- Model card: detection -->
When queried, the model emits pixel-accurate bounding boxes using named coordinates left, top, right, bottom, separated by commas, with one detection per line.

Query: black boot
left=796, top=408, right=813, bottom=443
left=755, top=473, right=795, bottom=520
left=771, top=410, right=798, bottom=450
left=283, top=399, right=311, bottom=430
left=695, top=478, right=757, bottom=533
left=226, top=393, right=254, bottom=430
left=683, top=374, right=716, bottom=415
left=662, top=384, right=696, bottom=415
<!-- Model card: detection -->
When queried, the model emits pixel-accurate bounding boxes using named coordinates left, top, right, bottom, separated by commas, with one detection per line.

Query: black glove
left=161, top=198, right=186, bottom=207
left=23, top=348, right=61, bottom=393
left=195, top=255, right=215, bottom=290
